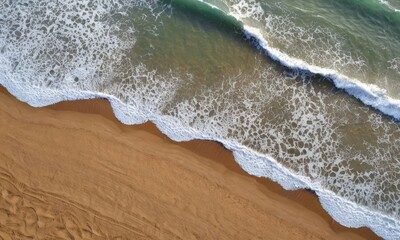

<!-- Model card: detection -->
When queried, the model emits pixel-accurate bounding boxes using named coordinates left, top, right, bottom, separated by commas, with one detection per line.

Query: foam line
left=2, top=0, right=400, bottom=238
left=379, top=0, right=400, bottom=12
left=1, top=72, right=400, bottom=239
left=241, top=25, right=400, bottom=121
left=196, top=0, right=400, bottom=121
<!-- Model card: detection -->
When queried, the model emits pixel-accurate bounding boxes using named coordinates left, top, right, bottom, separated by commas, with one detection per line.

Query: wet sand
left=0, top=86, right=381, bottom=239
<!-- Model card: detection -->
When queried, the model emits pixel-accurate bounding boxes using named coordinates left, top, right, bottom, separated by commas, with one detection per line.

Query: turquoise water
left=1, top=0, right=400, bottom=238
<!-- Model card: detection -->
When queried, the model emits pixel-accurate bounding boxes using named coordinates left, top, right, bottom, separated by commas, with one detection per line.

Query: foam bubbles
left=0, top=0, right=162, bottom=92
left=229, top=0, right=264, bottom=21
left=105, top=63, right=181, bottom=115
left=163, top=62, right=400, bottom=238
left=379, top=0, right=400, bottom=12
left=1, top=1, right=400, bottom=239
left=389, top=57, right=400, bottom=74
left=262, top=13, right=366, bottom=76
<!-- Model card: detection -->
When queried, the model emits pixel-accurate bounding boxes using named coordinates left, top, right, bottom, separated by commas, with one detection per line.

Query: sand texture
left=0, top=87, right=381, bottom=240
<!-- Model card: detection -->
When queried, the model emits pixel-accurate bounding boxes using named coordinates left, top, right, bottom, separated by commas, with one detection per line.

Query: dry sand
left=0, top=87, right=381, bottom=240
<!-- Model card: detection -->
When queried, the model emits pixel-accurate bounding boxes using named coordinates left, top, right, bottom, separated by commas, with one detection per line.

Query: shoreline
left=0, top=86, right=381, bottom=239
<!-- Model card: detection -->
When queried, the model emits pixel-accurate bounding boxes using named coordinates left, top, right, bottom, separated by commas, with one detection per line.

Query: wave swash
left=1, top=0, right=400, bottom=239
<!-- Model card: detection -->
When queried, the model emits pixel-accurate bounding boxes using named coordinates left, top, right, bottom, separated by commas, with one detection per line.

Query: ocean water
left=1, top=0, right=400, bottom=238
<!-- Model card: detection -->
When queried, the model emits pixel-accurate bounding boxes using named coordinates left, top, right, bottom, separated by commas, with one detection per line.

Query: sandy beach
left=0, top=86, right=381, bottom=240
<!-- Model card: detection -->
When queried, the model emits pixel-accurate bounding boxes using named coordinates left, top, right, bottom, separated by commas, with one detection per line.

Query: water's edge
left=1, top=76, right=399, bottom=239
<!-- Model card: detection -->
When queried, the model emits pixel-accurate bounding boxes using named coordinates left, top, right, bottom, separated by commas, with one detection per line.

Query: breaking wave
left=1, top=0, right=400, bottom=239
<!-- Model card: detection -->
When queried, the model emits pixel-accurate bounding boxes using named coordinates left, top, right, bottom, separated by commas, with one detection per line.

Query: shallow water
left=0, top=0, right=400, bottom=238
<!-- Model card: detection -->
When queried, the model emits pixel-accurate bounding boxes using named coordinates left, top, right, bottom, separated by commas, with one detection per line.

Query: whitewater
left=2, top=66, right=400, bottom=240
left=379, top=0, right=400, bottom=13
left=1, top=0, right=400, bottom=239
left=214, top=0, right=400, bottom=120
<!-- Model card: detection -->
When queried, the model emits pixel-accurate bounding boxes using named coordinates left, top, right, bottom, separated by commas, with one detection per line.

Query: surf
left=1, top=1, right=400, bottom=239
left=166, top=0, right=400, bottom=121
left=379, top=0, right=400, bottom=13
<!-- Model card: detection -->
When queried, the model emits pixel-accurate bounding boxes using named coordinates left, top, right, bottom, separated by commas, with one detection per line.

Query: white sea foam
left=197, top=0, right=400, bottom=121
left=1, top=0, right=400, bottom=239
left=229, top=0, right=264, bottom=21
left=1, top=72, right=400, bottom=239
left=200, top=1, right=400, bottom=122
left=200, top=1, right=400, bottom=121
left=379, top=0, right=400, bottom=12
left=241, top=25, right=400, bottom=120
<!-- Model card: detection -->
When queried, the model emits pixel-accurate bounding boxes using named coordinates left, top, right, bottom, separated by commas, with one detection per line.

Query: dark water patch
left=163, top=0, right=243, bottom=31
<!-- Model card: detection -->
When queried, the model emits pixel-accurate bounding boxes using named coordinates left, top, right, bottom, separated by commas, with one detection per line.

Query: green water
left=116, top=0, right=400, bottom=220
left=1, top=0, right=400, bottom=238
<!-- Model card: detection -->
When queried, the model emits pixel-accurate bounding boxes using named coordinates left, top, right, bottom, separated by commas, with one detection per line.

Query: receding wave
left=1, top=0, right=400, bottom=239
